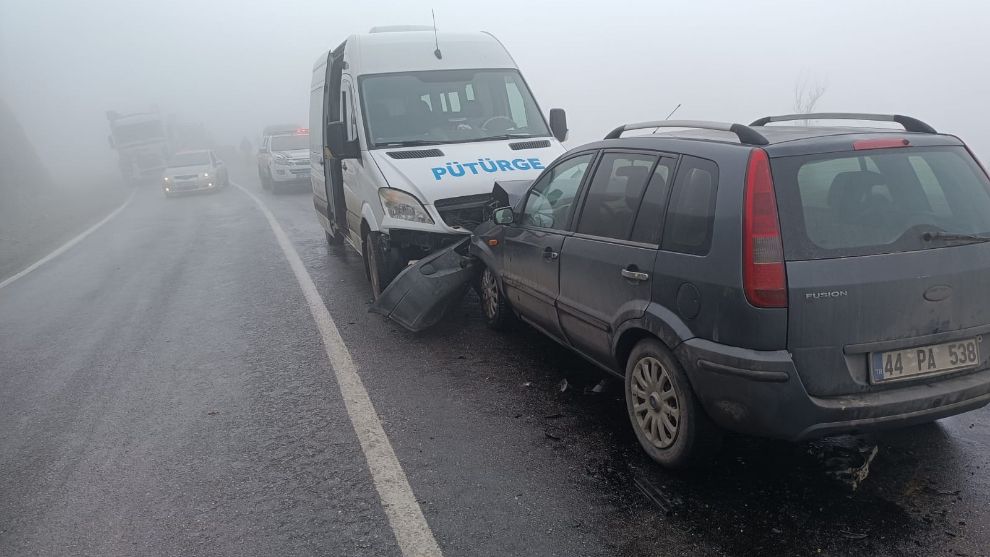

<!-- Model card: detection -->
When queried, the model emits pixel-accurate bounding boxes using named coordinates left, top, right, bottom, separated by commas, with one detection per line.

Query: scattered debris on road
left=806, top=435, right=879, bottom=490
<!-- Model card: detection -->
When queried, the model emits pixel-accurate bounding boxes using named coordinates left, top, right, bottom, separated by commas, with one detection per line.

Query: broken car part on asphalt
left=369, top=180, right=533, bottom=332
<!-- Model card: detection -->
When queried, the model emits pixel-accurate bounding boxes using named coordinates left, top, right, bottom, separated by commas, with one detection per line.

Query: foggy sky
left=2, top=0, right=989, bottom=182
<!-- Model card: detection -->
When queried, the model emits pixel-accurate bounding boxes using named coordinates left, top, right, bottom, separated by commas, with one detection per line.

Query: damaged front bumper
left=368, top=180, right=529, bottom=332
left=369, top=238, right=480, bottom=332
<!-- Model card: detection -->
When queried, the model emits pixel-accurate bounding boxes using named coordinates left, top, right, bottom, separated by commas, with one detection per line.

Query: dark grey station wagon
left=469, top=113, right=990, bottom=467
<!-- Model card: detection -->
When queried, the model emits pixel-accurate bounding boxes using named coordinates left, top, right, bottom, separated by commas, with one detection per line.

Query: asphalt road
left=2, top=164, right=988, bottom=557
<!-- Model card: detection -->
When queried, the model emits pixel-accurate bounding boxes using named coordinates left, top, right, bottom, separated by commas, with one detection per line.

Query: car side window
left=662, top=156, right=719, bottom=255
left=630, top=157, right=678, bottom=244
left=521, top=153, right=594, bottom=230
left=576, top=152, right=658, bottom=240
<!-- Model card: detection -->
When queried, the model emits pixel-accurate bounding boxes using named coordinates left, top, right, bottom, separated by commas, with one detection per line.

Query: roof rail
left=749, top=113, right=937, bottom=134
left=604, top=120, right=769, bottom=146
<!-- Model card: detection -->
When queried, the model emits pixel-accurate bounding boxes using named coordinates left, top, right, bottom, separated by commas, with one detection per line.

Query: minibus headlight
left=379, top=188, right=434, bottom=224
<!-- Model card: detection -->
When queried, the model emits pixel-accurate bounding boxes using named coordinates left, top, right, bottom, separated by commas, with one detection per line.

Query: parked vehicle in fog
left=162, top=149, right=228, bottom=197
left=258, top=129, right=310, bottom=193
left=107, top=108, right=170, bottom=185
left=310, top=27, right=568, bottom=296
left=467, top=113, right=990, bottom=467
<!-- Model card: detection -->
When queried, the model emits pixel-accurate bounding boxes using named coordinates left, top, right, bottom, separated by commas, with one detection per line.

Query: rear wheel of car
left=625, top=338, right=721, bottom=468
left=479, top=266, right=514, bottom=330
left=363, top=231, right=402, bottom=299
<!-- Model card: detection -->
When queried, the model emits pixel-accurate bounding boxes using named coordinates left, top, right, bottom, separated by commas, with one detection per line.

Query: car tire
left=624, top=338, right=722, bottom=469
left=479, top=265, right=514, bottom=330
left=363, top=231, right=402, bottom=298
left=260, top=172, right=271, bottom=191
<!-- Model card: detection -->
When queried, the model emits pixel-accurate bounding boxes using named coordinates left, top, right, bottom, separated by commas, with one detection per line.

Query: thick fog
left=2, top=0, right=989, bottom=182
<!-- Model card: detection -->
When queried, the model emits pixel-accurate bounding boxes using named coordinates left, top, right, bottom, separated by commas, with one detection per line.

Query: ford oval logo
left=923, top=285, right=953, bottom=302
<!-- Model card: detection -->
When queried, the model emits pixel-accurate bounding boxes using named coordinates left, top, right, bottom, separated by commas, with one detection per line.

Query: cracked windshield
left=2, top=1, right=990, bottom=556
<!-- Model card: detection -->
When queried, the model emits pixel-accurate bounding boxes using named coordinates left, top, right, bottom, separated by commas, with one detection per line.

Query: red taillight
left=296, top=128, right=309, bottom=135
left=743, top=149, right=787, bottom=308
left=853, top=138, right=909, bottom=150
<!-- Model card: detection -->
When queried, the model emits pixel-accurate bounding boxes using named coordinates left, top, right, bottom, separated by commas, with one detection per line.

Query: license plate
left=871, top=336, right=983, bottom=383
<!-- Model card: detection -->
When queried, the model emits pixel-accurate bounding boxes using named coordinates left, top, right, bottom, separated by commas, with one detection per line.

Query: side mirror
left=549, top=108, right=568, bottom=143
left=326, top=121, right=360, bottom=159
left=493, top=206, right=515, bottom=225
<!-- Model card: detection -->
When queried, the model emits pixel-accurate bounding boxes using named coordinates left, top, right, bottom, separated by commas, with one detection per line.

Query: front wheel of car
left=479, top=266, right=514, bottom=330
left=625, top=338, right=721, bottom=469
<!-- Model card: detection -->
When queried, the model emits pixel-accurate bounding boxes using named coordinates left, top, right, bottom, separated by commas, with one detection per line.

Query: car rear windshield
left=270, top=134, right=308, bottom=151
left=771, top=146, right=990, bottom=260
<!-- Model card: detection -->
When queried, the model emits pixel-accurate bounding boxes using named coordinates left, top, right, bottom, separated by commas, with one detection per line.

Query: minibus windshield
left=360, top=69, right=551, bottom=147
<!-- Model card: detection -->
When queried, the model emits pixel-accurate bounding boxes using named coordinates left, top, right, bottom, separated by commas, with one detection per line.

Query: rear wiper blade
left=922, top=231, right=990, bottom=244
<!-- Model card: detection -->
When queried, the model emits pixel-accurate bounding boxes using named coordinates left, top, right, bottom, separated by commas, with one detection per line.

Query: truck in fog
left=310, top=27, right=569, bottom=296
left=106, top=109, right=171, bottom=185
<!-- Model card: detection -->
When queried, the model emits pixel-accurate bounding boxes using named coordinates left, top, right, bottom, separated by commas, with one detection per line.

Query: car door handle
left=543, top=247, right=559, bottom=261
left=621, top=268, right=649, bottom=281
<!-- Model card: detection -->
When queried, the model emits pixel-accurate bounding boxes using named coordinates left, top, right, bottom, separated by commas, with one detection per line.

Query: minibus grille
left=435, top=194, right=492, bottom=229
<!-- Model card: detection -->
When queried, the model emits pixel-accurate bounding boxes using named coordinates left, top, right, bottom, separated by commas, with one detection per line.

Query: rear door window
left=662, top=156, right=718, bottom=255
left=576, top=152, right=658, bottom=240
left=772, top=146, right=990, bottom=260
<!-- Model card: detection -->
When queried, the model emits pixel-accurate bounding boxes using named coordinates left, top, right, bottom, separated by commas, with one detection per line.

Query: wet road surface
left=1, top=165, right=988, bottom=556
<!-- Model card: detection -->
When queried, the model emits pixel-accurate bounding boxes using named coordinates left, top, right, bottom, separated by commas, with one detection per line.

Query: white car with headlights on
left=162, top=150, right=229, bottom=197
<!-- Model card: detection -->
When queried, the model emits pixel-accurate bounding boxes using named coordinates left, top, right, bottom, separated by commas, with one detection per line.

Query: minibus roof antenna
left=432, top=10, right=443, bottom=59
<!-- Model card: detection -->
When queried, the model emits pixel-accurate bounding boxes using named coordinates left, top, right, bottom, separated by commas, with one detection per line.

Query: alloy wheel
left=630, top=356, right=680, bottom=449
left=481, top=268, right=499, bottom=319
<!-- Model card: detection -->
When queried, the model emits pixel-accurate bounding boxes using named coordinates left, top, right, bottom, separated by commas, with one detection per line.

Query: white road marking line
left=233, top=183, right=442, bottom=557
left=0, top=190, right=135, bottom=290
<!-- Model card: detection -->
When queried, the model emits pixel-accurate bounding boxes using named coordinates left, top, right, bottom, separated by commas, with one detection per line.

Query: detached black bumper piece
left=369, top=238, right=479, bottom=332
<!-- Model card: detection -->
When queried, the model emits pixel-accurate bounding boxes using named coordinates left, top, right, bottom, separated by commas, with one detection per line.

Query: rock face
left=0, top=98, right=54, bottom=210
left=0, top=99, right=123, bottom=282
